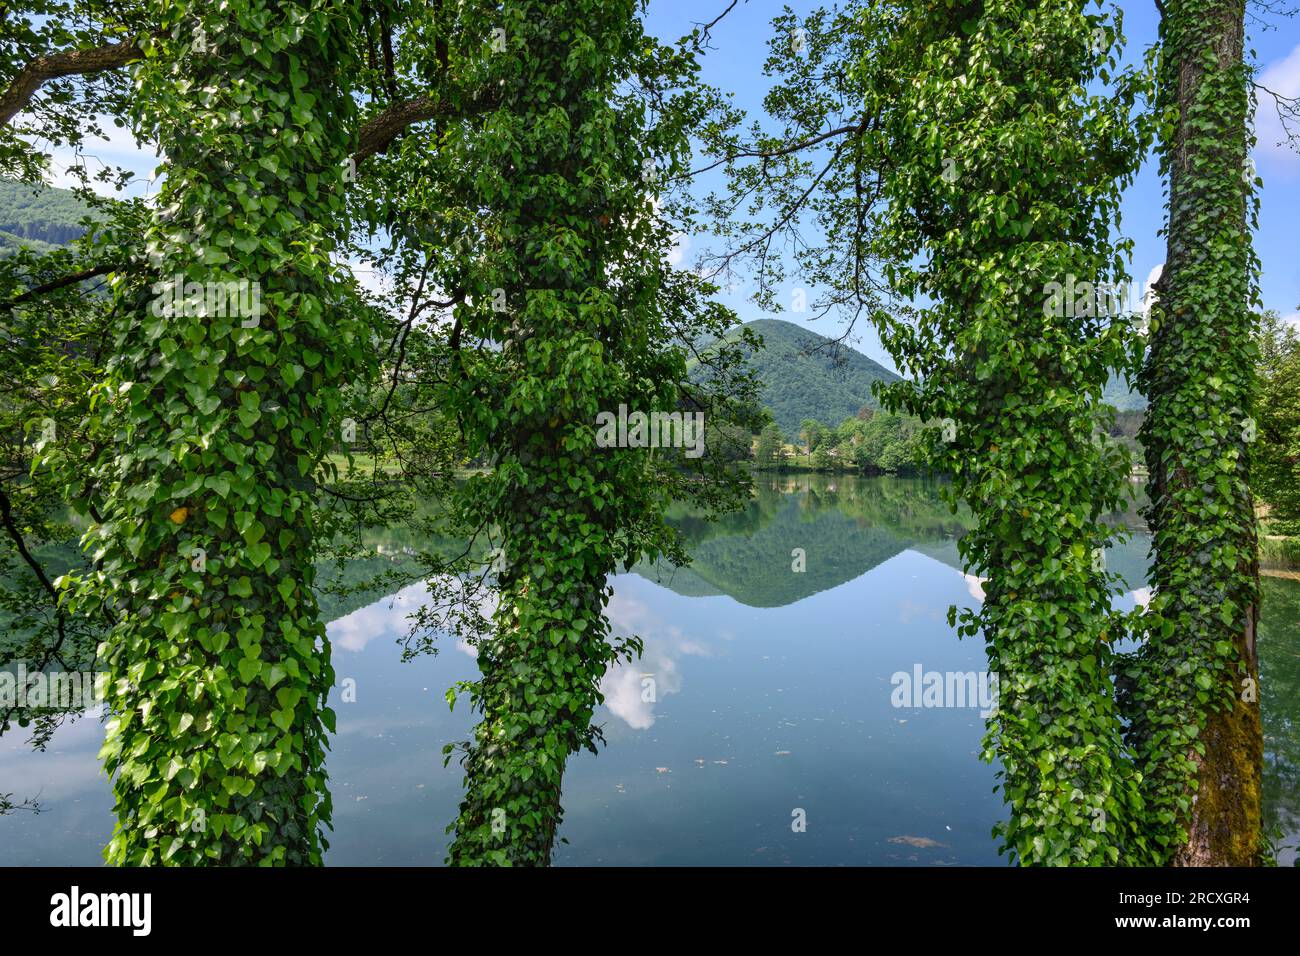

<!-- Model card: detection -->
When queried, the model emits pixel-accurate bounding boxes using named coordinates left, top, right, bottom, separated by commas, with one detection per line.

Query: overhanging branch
left=2, top=37, right=486, bottom=170
left=0, top=39, right=144, bottom=127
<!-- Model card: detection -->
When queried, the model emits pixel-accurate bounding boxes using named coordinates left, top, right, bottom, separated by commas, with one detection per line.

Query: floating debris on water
left=888, top=835, right=945, bottom=848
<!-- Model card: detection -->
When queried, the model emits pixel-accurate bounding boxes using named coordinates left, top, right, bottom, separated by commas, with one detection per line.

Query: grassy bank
left=1261, top=535, right=1300, bottom=571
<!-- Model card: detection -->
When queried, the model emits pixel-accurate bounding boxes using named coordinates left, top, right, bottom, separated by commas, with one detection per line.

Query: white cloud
left=601, top=655, right=682, bottom=730
left=1254, top=43, right=1300, bottom=169
left=597, top=590, right=710, bottom=730
left=667, top=232, right=691, bottom=267
left=32, top=115, right=160, bottom=199
left=328, top=581, right=429, bottom=652
left=343, top=258, right=395, bottom=300
left=1141, top=264, right=1162, bottom=313
left=677, top=640, right=712, bottom=658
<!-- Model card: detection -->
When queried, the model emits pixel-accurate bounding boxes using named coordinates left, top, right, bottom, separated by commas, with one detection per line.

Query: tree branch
left=0, top=262, right=124, bottom=310
left=355, top=96, right=447, bottom=164
left=686, top=121, right=863, bottom=179
left=1, top=37, right=489, bottom=171
left=354, top=84, right=502, bottom=165
left=0, top=40, right=144, bottom=127
left=689, top=0, right=743, bottom=51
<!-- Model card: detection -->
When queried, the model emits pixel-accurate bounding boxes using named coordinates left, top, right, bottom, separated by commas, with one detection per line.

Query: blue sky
left=644, top=0, right=1300, bottom=371
left=39, top=2, right=1297, bottom=372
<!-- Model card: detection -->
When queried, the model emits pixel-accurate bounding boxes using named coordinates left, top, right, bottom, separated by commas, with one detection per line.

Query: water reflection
left=2, top=475, right=1296, bottom=865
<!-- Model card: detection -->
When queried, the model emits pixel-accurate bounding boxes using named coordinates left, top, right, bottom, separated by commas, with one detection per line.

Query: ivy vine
left=67, top=0, right=367, bottom=865
left=1121, top=0, right=1263, bottom=865
left=857, top=0, right=1152, bottom=864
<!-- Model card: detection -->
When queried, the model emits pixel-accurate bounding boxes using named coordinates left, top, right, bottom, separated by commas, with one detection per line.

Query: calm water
left=3, top=476, right=1297, bottom=865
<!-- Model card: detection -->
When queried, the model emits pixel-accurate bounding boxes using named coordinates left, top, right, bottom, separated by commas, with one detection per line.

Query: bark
left=1173, top=608, right=1263, bottom=866
left=1147, top=0, right=1263, bottom=866
left=0, top=40, right=143, bottom=127
left=0, top=37, right=476, bottom=169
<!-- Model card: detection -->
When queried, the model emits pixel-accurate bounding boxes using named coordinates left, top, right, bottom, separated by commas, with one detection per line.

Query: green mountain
left=634, top=474, right=1152, bottom=608
left=635, top=475, right=969, bottom=606
left=0, top=179, right=97, bottom=250
left=695, top=318, right=902, bottom=436
left=1103, top=372, right=1147, bottom=411
left=4, top=181, right=1145, bottom=429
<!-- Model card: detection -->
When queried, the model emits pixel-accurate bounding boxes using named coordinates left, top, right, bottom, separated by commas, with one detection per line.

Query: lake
left=3, top=475, right=1297, bottom=865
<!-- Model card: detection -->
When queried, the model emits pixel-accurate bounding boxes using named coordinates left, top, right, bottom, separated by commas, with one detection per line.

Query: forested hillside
left=0, top=179, right=96, bottom=249
left=692, top=318, right=901, bottom=434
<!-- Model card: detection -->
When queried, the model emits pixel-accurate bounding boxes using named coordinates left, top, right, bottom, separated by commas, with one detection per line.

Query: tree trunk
left=1135, top=0, right=1263, bottom=865
left=91, top=0, right=362, bottom=865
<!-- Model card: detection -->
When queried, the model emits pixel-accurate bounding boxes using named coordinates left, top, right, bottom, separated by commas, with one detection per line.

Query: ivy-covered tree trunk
left=82, top=0, right=363, bottom=865
left=442, top=0, right=685, bottom=866
left=862, top=0, right=1149, bottom=864
left=1130, top=0, right=1263, bottom=865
